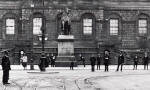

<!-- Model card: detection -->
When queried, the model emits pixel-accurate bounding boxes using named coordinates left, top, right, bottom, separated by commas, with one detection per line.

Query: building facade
left=0, top=0, right=150, bottom=65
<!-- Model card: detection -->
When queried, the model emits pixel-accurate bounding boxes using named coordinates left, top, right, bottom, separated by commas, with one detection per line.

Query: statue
left=61, top=8, right=71, bottom=35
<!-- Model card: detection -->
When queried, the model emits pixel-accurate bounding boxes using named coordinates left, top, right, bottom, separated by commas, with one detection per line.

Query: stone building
left=0, top=0, right=150, bottom=65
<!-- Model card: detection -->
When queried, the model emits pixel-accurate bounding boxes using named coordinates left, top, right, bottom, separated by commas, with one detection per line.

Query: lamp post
left=30, top=3, right=35, bottom=70
left=41, top=0, right=45, bottom=53
left=39, top=0, right=47, bottom=71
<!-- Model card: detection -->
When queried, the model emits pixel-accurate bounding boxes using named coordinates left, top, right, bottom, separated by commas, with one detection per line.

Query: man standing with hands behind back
left=1, top=51, right=11, bottom=85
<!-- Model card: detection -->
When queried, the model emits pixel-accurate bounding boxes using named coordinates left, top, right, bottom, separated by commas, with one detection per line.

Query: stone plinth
left=56, top=56, right=77, bottom=67
left=56, top=35, right=77, bottom=67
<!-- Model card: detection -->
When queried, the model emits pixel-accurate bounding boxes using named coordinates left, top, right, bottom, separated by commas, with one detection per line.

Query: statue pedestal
left=56, top=35, right=77, bottom=67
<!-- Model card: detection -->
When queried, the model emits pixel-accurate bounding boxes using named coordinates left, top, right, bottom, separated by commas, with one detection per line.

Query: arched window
left=6, top=18, right=15, bottom=34
left=32, top=12, right=43, bottom=35
left=108, top=14, right=121, bottom=36
left=138, top=14, right=149, bottom=36
left=81, top=13, right=96, bottom=35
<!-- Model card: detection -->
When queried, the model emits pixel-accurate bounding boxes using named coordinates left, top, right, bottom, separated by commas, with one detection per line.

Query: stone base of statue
left=55, top=35, right=77, bottom=67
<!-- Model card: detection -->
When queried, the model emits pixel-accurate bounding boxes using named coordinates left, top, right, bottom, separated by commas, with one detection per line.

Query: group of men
left=1, top=50, right=150, bottom=85
left=79, top=50, right=149, bottom=72
left=89, top=50, right=110, bottom=72
left=116, top=52, right=149, bottom=71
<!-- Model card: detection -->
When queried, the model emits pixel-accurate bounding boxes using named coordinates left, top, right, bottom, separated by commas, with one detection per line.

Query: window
left=33, top=18, right=42, bottom=35
left=138, top=19, right=147, bottom=35
left=83, top=19, right=92, bottom=35
left=110, top=19, right=119, bottom=35
left=6, top=19, right=15, bottom=34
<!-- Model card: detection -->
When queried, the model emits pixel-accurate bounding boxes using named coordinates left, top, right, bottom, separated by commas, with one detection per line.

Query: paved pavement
left=0, top=65, right=149, bottom=90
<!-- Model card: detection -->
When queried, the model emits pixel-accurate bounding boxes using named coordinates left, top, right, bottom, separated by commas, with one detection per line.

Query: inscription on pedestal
left=57, top=35, right=74, bottom=56
left=58, top=42, right=74, bottom=56
left=56, top=35, right=76, bottom=67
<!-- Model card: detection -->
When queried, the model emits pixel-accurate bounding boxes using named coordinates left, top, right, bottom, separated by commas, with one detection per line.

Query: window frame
left=138, top=18, right=148, bottom=36
left=109, top=18, right=119, bottom=36
left=83, top=18, right=93, bottom=35
left=33, top=17, right=42, bottom=35
left=5, top=18, right=15, bottom=35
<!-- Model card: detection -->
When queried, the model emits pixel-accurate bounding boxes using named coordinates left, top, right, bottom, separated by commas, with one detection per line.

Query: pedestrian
left=1, top=51, right=11, bottom=85
left=116, top=52, right=124, bottom=72
left=50, top=53, right=56, bottom=67
left=97, top=54, right=101, bottom=70
left=70, top=56, right=74, bottom=70
left=39, top=52, right=47, bottom=71
left=20, top=53, right=28, bottom=70
left=80, top=54, right=85, bottom=67
left=46, top=53, right=50, bottom=67
left=133, top=55, right=138, bottom=70
left=143, top=52, right=149, bottom=70
left=90, top=55, right=96, bottom=72
left=104, top=50, right=110, bottom=72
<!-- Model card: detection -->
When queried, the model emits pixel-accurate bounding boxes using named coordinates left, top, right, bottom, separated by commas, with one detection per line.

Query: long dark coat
left=97, top=56, right=101, bottom=65
left=134, top=57, right=138, bottom=64
left=1, top=56, right=11, bottom=70
left=39, top=57, right=47, bottom=68
left=90, top=57, right=96, bottom=66
left=118, top=55, right=124, bottom=64
left=143, top=56, right=149, bottom=65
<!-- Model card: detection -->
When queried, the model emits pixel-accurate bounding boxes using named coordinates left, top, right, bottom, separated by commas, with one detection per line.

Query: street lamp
left=38, top=34, right=48, bottom=41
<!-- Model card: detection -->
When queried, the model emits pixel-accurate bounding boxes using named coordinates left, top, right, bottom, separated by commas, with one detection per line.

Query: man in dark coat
left=90, top=55, right=96, bottom=72
left=143, top=52, right=149, bottom=70
left=97, top=54, right=101, bottom=70
left=80, top=54, right=85, bottom=67
left=39, top=53, right=47, bottom=71
left=116, top=52, right=124, bottom=72
left=50, top=54, right=56, bottom=67
left=70, top=56, right=75, bottom=70
left=133, top=55, right=138, bottom=70
left=104, top=50, right=110, bottom=72
left=1, top=51, right=11, bottom=85
left=46, top=54, right=50, bottom=67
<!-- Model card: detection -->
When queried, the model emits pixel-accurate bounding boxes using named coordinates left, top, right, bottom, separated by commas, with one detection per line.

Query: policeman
left=1, top=51, right=11, bottom=85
